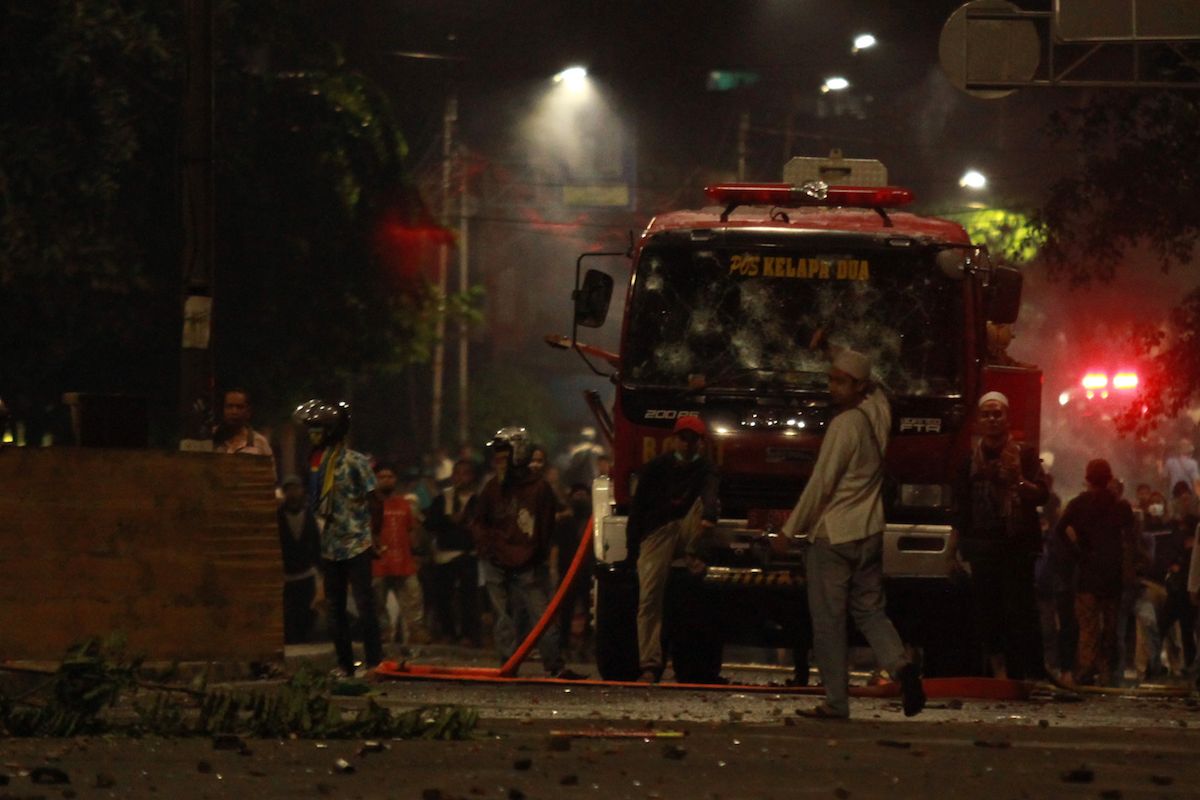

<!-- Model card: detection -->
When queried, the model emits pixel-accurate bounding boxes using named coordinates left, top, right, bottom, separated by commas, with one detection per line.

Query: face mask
left=1149, top=503, right=1165, bottom=517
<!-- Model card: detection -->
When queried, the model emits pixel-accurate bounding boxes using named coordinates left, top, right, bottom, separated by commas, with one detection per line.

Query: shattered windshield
left=623, top=235, right=964, bottom=395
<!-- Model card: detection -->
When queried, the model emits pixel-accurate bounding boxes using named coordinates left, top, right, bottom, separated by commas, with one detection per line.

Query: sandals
left=796, top=702, right=849, bottom=720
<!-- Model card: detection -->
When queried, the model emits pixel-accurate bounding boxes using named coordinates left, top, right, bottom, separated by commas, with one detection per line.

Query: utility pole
left=179, top=0, right=215, bottom=452
left=430, top=92, right=457, bottom=450
left=456, top=143, right=470, bottom=448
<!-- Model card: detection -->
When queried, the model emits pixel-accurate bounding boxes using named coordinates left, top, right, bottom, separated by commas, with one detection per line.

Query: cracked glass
left=624, top=235, right=964, bottom=396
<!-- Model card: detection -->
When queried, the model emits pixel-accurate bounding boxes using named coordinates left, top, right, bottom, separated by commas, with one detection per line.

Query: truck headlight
left=897, top=483, right=952, bottom=509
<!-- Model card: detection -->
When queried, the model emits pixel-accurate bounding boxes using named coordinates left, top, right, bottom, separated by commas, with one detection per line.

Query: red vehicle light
left=1112, top=372, right=1138, bottom=390
left=1081, top=372, right=1108, bottom=390
left=704, top=183, right=914, bottom=209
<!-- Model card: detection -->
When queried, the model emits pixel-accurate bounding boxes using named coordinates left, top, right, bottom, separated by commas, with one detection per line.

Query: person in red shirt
left=372, top=463, right=430, bottom=645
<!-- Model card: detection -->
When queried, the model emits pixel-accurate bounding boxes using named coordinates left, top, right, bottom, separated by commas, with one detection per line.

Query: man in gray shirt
left=782, top=348, right=924, bottom=719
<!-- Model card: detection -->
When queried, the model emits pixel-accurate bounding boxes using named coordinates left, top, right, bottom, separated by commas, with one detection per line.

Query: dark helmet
left=489, top=426, right=531, bottom=466
left=293, top=399, right=351, bottom=446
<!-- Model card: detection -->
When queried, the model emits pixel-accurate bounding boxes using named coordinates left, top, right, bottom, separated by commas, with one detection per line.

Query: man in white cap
left=959, top=390, right=1048, bottom=681
left=782, top=348, right=925, bottom=718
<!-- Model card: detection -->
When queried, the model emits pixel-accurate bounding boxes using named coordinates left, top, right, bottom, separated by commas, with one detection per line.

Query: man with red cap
left=782, top=347, right=925, bottom=718
left=627, top=414, right=720, bottom=682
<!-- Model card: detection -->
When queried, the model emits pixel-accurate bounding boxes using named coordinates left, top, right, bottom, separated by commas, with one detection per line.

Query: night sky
left=325, top=0, right=1075, bottom=209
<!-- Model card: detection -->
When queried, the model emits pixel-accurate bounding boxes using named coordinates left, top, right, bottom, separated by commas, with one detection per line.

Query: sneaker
left=550, top=668, right=588, bottom=680
left=896, top=662, right=926, bottom=717
left=638, top=669, right=660, bottom=684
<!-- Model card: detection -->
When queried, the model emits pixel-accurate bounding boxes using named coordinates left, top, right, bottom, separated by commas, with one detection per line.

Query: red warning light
left=704, top=183, right=914, bottom=208
left=1080, top=373, right=1108, bottom=390
left=1112, top=372, right=1138, bottom=390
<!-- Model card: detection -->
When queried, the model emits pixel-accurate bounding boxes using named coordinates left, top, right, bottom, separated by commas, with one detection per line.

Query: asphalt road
left=3, top=644, right=1198, bottom=800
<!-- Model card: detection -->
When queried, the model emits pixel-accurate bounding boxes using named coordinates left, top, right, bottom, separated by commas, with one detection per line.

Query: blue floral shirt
left=310, top=447, right=377, bottom=561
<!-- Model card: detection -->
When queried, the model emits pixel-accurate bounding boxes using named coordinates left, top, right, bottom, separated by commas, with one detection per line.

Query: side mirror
left=574, top=269, right=614, bottom=328
left=986, top=265, right=1022, bottom=324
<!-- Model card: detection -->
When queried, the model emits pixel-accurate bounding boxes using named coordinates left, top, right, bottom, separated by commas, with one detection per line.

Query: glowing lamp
left=1112, top=372, right=1138, bottom=390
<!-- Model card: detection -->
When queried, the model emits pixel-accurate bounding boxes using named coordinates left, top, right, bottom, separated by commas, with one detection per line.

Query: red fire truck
left=558, top=154, right=1040, bottom=681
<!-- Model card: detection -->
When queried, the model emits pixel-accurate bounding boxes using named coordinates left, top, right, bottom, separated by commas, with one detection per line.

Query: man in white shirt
left=782, top=348, right=924, bottom=719
left=214, top=389, right=274, bottom=457
left=1163, top=438, right=1200, bottom=497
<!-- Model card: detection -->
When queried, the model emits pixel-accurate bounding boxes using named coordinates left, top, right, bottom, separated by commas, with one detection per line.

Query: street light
left=852, top=33, right=877, bottom=53
left=959, top=169, right=987, bottom=189
left=553, top=65, right=588, bottom=91
left=821, top=76, right=850, bottom=93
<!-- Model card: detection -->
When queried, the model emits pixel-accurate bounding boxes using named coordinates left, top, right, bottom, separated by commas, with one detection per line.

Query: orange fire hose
left=376, top=516, right=1043, bottom=701
left=378, top=514, right=597, bottom=679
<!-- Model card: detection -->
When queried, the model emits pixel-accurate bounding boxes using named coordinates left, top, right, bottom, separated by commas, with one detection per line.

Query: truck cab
left=563, top=155, right=1039, bottom=681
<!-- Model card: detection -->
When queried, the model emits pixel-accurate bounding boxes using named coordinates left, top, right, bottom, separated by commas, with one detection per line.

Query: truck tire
left=593, top=564, right=640, bottom=681
left=665, top=568, right=724, bottom=684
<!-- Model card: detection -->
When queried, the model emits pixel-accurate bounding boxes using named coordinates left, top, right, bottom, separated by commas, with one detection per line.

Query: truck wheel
left=593, top=564, right=640, bottom=681
left=665, top=568, right=724, bottom=684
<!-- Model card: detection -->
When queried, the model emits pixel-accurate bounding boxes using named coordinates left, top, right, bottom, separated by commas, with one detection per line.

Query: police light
left=1112, top=372, right=1138, bottom=390
left=705, top=183, right=914, bottom=209
left=1081, top=372, right=1108, bottom=390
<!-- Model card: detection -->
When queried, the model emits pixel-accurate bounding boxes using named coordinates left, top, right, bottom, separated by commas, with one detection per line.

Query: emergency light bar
left=705, top=182, right=914, bottom=209
left=1112, top=372, right=1138, bottom=390
left=1080, top=371, right=1139, bottom=393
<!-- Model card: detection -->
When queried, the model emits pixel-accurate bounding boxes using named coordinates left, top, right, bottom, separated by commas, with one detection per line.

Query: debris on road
left=1060, top=765, right=1095, bottom=783
left=0, top=638, right=479, bottom=741
left=662, top=743, right=688, bottom=760
left=30, top=766, right=70, bottom=784
left=548, top=728, right=686, bottom=739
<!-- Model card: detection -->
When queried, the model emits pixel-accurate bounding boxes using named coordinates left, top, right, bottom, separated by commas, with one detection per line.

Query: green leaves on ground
left=0, top=637, right=477, bottom=740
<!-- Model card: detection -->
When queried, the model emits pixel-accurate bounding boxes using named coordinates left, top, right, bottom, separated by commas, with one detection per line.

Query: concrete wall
left=0, top=448, right=282, bottom=661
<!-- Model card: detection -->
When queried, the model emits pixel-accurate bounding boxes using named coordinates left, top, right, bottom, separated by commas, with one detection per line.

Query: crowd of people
left=214, top=388, right=607, bottom=679
left=214, top=369, right=1200, bottom=697
left=1034, top=439, right=1200, bottom=687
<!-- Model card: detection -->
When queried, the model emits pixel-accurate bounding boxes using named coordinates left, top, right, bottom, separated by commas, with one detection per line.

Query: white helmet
left=489, top=426, right=532, bottom=466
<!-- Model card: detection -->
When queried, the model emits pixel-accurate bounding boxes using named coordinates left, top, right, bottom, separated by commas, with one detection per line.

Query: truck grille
left=720, top=474, right=804, bottom=517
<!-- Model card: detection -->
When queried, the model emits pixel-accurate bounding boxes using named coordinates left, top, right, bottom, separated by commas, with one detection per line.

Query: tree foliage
left=0, top=1, right=473, bottom=443
left=1035, top=90, right=1200, bottom=432
left=0, top=1, right=181, bottom=439
left=949, top=208, right=1044, bottom=265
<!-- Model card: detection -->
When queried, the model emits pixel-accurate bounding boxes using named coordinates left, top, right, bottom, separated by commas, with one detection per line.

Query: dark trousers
left=1075, top=591, right=1119, bottom=684
left=1161, top=586, right=1197, bottom=668
left=1038, top=588, right=1079, bottom=675
left=430, top=554, right=481, bottom=645
left=556, top=553, right=594, bottom=651
left=283, top=576, right=317, bottom=644
left=323, top=551, right=382, bottom=673
left=969, top=551, right=1045, bottom=680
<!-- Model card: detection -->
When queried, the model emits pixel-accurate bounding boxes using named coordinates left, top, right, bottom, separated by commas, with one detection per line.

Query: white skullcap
left=978, top=391, right=1009, bottom=408
left=831, top=348, right=871, bottom=381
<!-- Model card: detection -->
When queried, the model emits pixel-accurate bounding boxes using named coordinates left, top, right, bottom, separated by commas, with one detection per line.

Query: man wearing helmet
left=293, top=399, right=383, bottom=678
left=472, top=427, right=583, bottom=679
